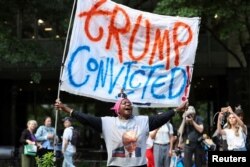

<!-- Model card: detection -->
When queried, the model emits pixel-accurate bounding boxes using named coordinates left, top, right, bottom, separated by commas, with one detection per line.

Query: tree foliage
left=0, top=0, right=73, bottom=82
left=113, top=0, right=158, bottom=12
left=35, top=152, right=54, bottom=167
left=154, top=0, right=250, bottom=67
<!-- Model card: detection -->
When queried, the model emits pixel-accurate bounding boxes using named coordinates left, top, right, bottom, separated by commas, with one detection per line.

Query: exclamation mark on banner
left=182, top=66, right=191, bottom=101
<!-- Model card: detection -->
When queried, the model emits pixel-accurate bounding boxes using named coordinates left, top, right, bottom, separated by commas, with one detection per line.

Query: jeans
left=63, top=151, right=75, bottom=167
left=153, top=143, right=171, bottom=167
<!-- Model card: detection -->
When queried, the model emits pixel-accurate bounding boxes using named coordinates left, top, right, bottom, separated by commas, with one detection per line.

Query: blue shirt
left=35, top=125, right=55, bottom=150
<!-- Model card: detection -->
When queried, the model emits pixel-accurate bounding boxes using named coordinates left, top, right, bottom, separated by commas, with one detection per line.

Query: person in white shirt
left=153, top=115, right=174, bottom=167
left=62, top=117, right=76, bottom=167
left=217, top=106, right=247, bottom=151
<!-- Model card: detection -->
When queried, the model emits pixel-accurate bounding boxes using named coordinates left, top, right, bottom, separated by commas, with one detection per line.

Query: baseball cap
left=62, top=117, right=73, bottom=122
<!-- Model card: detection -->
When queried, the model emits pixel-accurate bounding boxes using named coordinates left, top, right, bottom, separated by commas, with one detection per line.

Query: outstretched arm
left=55, top=100, right=102, bottom=133
left=71, top=111, right=102, bottom=133
left=149, top=110, right=175, bottom=131
left=148, top=101, right=188, bottom=131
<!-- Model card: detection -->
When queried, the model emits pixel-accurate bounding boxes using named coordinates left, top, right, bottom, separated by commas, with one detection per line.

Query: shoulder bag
left=24, top=144, right=37, bottom=156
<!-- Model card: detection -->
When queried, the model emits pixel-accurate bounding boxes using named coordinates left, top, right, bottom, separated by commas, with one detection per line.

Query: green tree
left=154, top=0, right=249, bottom=67
left=0, top=0, right=72, bottom=83
left=0, top=0, right=164, bottom=84
left=114, top=0, right=158, bottom=12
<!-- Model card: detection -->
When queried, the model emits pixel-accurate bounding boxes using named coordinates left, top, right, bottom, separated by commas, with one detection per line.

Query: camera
left=198, top=135, right=216, bottom=151
left=174, top=148, right=182, bottom=156
left=197, top=136, right=203, bottom=143
left=221, top=111, right=230, bottom=125
left=186, top=115, right=193, bottom=119
left=223, top=111, right=230, bottom=118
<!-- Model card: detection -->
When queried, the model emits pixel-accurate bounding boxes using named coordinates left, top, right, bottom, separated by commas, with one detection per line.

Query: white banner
left=60, top=0, right=200, bottom=107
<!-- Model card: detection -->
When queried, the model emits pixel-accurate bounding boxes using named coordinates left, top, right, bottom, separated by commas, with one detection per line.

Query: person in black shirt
left=19, top=120, right=42, bottom=167
left=178, top=106, right=204, bottom=167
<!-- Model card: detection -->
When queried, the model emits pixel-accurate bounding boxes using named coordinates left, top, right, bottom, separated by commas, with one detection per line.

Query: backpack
left=70, top=127, right=81, bottom=147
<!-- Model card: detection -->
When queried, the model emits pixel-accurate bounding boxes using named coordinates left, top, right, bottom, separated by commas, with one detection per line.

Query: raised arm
left=149, top=110, right=175, bottom=131
left=148, top=101, right=188, bottom=131
left=227, top=106, right=247, bottom=133
left=54, top=99, right=102, bottom=133
left=185, top=115, right=204, bottom=134
left=217, top=108, right=226, bottom=136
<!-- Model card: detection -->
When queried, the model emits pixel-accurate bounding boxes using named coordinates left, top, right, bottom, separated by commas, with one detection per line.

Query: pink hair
left=111, top=98, right=130, bottom=115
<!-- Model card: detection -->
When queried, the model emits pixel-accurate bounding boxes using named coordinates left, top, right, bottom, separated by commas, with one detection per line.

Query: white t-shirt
left=62, top=126, right=76, bottom=153
left=102, top=116, right=149, bottom=167
left=154, top=122, right=173, bottom=145
left=224, top=127, right=246, bottom=150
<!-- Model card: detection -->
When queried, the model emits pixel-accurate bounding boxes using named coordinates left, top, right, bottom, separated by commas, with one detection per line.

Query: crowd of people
left=19, top=96, right=249, bottom=167
left=19, top=115, right=76, bottom=167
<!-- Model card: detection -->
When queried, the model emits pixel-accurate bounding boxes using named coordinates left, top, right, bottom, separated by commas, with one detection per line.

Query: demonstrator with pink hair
left=55, top=97, right=187, bottom=167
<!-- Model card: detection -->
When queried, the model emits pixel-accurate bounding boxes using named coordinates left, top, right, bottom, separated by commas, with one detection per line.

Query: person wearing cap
left=62, top=117, right=76, bottom=167
left=55, top=98, right=187, bottom=167
left=177, top=106, right=204, bottom=167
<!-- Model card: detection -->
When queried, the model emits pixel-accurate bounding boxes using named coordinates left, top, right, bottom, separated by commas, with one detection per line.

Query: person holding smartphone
left=217, top=106, right=247, bottom=151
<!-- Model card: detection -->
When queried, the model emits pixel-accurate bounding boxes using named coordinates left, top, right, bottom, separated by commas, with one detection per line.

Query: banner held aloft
left=60, top=0, right=200, bottom=107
